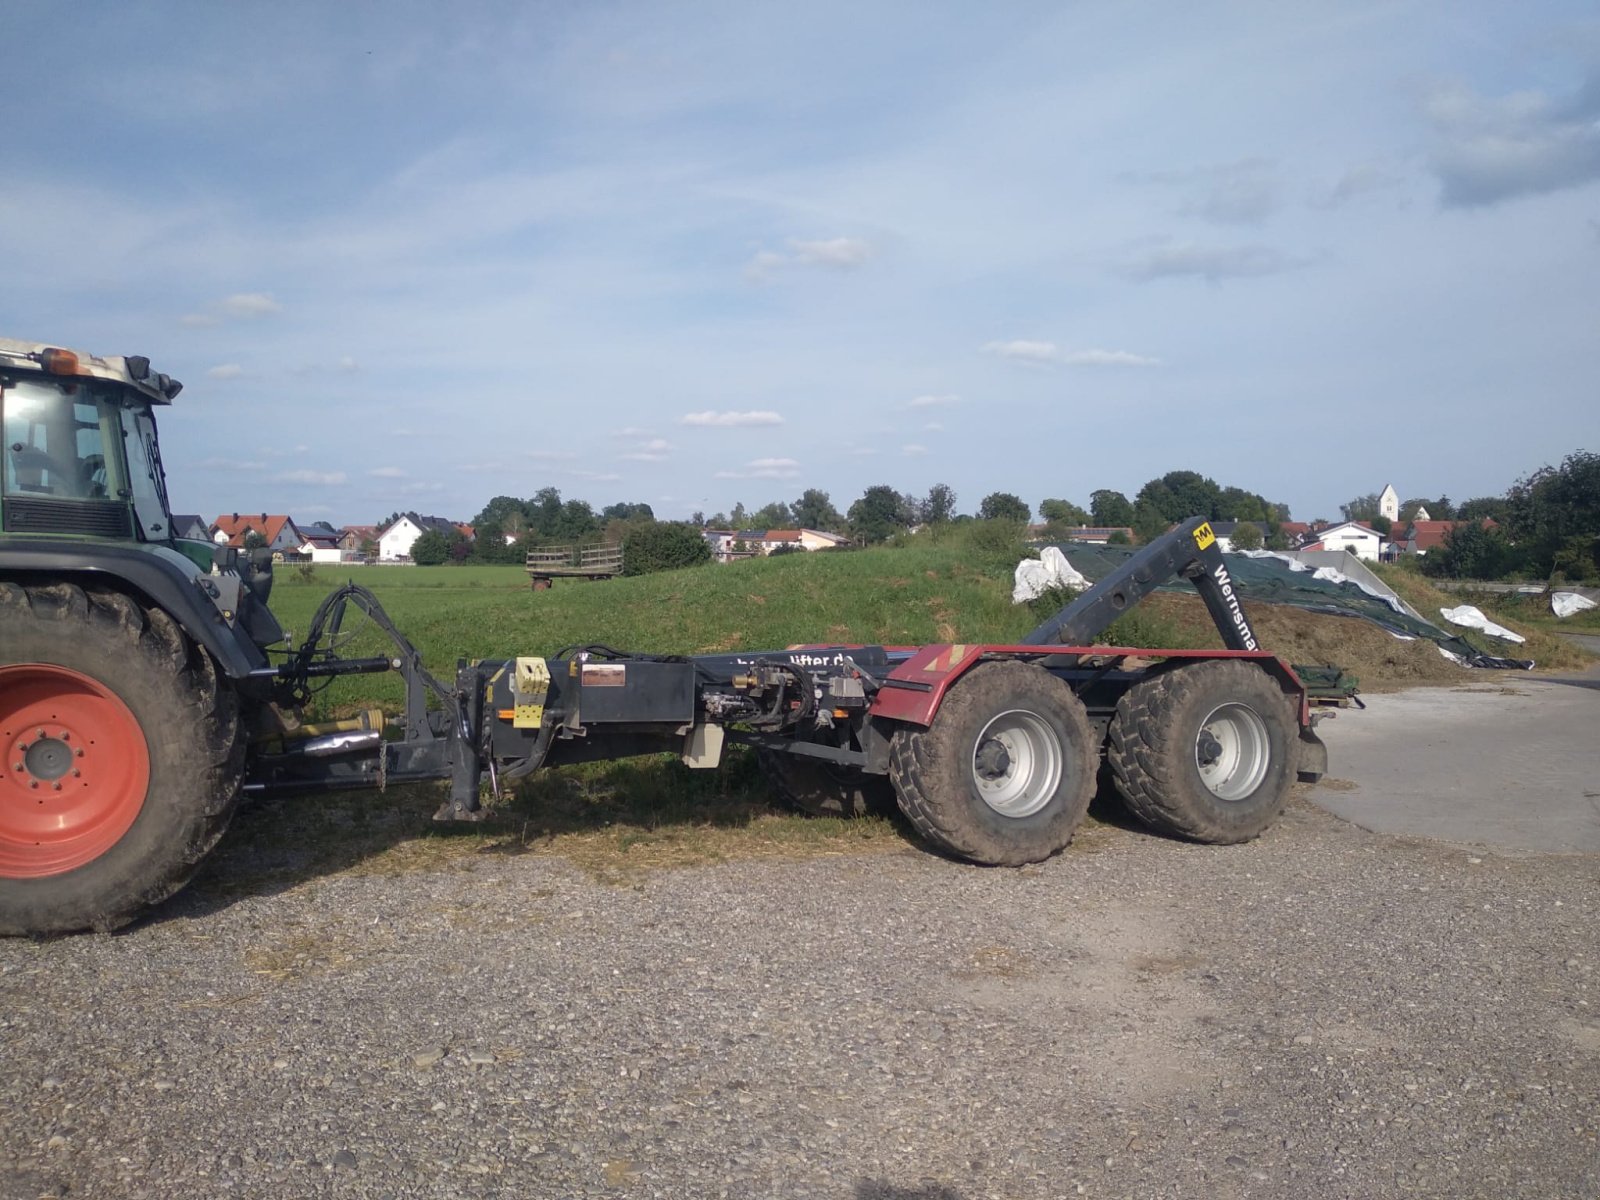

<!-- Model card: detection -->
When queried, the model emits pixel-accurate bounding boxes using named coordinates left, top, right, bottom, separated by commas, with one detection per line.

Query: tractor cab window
left=1, top=377, right=123, bottom=502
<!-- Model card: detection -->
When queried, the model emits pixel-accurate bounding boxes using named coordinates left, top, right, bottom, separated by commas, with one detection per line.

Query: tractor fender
left=869, top=645, right=1310, bottom=729
left=0, top=540, right=270, bottom=681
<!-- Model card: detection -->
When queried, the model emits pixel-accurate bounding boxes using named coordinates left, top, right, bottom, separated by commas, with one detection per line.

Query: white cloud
left=197, top=456, right=263, bottom=471
left=904, top=393, right=958, bottom=409
left=221, top=292, right=282, bottom=318
left=274, top=468, right=347, bottom=485
left=368, top=466, right=408, bottom=478
left=902, top=443, right=929, bottom=457
left=336, top=356, right=359, bottom=372
left=745, top=236, right=872, bottom=281
left=1425, top=74, right=1600, bottom=207
left=1118, top=243, right=1305, bottom=282
left=790, top=237, right=872, bottom=267
left=1058, top=349, right=1160, bottom=367
left=1123, top=158, right=1280, bottom=226
left=715, top=456, right=801, bottom=479
left=923, top=421, right=945, bottom=432
left=206, top=363, right=243, bottom=380
left=983, top=339, right=1061, bottom=365
left=680, top=410, right=785, bottom=427
left=619, top=436, right=673, bottom=461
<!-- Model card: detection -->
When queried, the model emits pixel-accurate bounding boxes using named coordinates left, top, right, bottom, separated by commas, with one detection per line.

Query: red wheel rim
left=0, top=664, right=150, bottom=878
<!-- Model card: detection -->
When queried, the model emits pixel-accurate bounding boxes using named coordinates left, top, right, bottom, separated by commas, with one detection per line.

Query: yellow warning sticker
left=1193, top=522, right=1216, bottom=550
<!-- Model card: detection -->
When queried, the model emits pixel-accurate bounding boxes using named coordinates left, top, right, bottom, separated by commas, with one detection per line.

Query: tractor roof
left=0, top=336, right=181, bottom=405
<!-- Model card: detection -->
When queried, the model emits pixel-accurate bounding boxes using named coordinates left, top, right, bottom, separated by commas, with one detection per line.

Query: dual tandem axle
left=250, top=518, right=1334, bottom=868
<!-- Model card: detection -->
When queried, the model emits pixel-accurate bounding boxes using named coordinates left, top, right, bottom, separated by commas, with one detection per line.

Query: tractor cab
left=0, top=338, right=181, bottom=544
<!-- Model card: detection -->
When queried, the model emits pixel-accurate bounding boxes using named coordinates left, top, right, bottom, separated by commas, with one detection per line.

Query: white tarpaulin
left=1013, top=546, right=1090, bottom=603
left=1552, top=592, right=1598, bottom=619
left=1439, top=605, right=1526, bottom=644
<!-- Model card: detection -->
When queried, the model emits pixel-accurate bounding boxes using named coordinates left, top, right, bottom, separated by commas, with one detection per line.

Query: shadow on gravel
left=856, top=1181, right=967, bottom=1200
left=158, top=748, right=937, bottom=927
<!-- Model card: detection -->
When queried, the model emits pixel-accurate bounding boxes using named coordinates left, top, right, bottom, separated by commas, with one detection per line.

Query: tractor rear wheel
left=1106, top=659, right=1294, bottom=844
left=888, top=661, right=1097, bottom=865
left=0, top=583, right=245, bottom=935
left=757, top=749, right=893, bottom=818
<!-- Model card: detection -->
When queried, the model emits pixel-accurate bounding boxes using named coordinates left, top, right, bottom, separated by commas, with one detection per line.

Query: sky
left=5, top=0, right=1599, bottom=528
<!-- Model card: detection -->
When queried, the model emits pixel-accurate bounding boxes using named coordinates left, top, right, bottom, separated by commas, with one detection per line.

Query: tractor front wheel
left=0, top=583, right=244, bottom=935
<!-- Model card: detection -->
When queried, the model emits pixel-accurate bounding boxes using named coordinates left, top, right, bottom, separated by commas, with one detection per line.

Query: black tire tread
left=0, top=582, right=246, bottom=935
left=889, top=661, right=1097, bottom=866
left=1106, top=659, right=1292, bottom=844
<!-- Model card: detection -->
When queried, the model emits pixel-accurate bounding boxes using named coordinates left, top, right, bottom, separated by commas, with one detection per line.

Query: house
left=340, top=525, right=379, bottom=562
left=211, top=513, right=304, bottom=554
left=170, top=514, right=210, bottom=541
left=1300, top=520, right=1383, bottom=561
left=1389, top=518, right=1496, bottom=556
left=377, top=513, right=462, bottom=562
left=702, top=527, right=849, bottom=562
left=1032, top=525, right=1135, bottom=545
left=296, top=521, right=343, bottom=564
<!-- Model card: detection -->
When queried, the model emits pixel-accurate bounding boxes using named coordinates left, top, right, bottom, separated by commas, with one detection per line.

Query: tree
left=1340, top=493, right=1383, bottom=523
left=1039, top=498, right=1091, bottom=527
left=1505, top=450, right=1600, bottom=576
left=1370, top=515, right=1392, bottom=537
left=791, top=489, right=845, bottom=532
left=1107, top=529, right=1131, bottom=545
left=473, top=495, right=529, bottom=528
left=1136, top=470, right=1221, bottom=522
left=1090, top=489, right=1134, bottom=527
left=1457, top=496, right=1508, bottom=522
left=750, top=501, right=794, bottom=529
left=526, top=487, right=565, bottom=538
left=978, top=492, right=1031, bottom=523
left=410, top=528, right=452, bottom=565
left=622, top=522, right=713, bottom=575
left=848, top=485, right=913, bottom=543
left=1422, top=521, right=1514, bottom=580
left=922, top=483, right=958, bottom=525
left=729, top=501, right=749, bottom=529
left=242, top=530, right=267, bottom=551
left=1229, top=521, right=1264, bottom=551
left=1215, top=487, right=1267, bottom=522
left=601, top=501, right=655, bottom=522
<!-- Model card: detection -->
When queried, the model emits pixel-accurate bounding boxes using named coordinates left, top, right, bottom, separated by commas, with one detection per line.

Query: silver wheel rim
left=970, top=709, right=1063, bottom=818
left=1195, top=703, right=1270, bottom=801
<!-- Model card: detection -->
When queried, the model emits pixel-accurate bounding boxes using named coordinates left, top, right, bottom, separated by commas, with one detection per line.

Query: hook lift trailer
left=0, top=336, right=1341, bottom=935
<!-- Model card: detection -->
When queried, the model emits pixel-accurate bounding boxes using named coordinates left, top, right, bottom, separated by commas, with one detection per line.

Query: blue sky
left=6, top=1, right=1598, bottom=527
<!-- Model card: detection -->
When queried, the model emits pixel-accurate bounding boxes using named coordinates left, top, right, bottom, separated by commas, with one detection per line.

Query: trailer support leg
left=434, top=662, right=489, bottom=822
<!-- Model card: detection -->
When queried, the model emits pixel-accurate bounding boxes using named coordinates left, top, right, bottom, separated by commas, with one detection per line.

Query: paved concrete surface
left=1311, top=672, right=1600, bottom=854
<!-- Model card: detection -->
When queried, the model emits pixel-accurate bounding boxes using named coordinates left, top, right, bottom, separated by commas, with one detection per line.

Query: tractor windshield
left=2, top=377, right=124, bottom=503
left=1, top=375, right=173, bottom=540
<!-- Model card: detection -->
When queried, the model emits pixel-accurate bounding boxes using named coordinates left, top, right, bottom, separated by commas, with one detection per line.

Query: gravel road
left=2, top=791, right=1596, bottom=1200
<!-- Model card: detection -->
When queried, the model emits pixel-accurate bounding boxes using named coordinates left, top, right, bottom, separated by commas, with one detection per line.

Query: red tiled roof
left=211, top=513, right=297, bottom=548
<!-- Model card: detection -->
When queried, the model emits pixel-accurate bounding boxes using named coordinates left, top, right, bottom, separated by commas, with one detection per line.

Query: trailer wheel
left=0, top=583, right=245, bottom=936
left=757, top=750, right=893, bottom=818
left=888, top=661, right=1096, bottom=865
left=1106, top=659, right=1294, bottom=844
